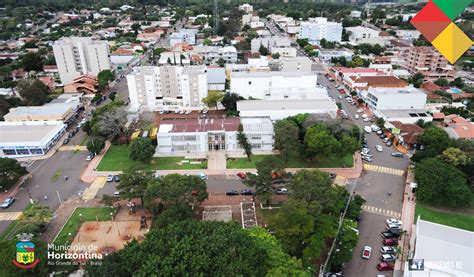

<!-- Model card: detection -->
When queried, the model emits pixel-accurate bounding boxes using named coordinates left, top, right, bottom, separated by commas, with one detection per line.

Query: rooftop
left=349, top=75, right=407, bottom=88
left=158, top=117, right=241, bottom=133
left=0, top=121, right=65, bottom=146
left=378, top=109, right=431, bottom=119
left=238, top=99, right=337, bottom=111
left=5, top=105, right=71, bottom=117
left=231, top=71, right=315, bottom=78
left=367, top=86, right=427, bottom=97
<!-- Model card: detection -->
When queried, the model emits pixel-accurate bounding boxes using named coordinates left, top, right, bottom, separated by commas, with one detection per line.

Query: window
left=3, top=149, right=16, bottom=155
left=30, top=149, right=43, bottom=155
left=16, top=149, right=30, bottom=155
left=184, top=136, right=196, bottom=141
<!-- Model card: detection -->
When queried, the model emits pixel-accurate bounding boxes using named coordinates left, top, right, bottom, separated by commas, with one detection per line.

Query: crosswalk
left=0, top=212, right=22, bottom=221
left=58, top=145, right=88, bottom=151
left=82, top=176, right=106, bottom=200
left=363, top=164, right=405, bottom=176
left=362, top=205, right=401, bottom=219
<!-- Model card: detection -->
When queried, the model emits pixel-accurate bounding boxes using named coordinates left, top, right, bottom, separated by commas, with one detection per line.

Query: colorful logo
left=12, top=233, right=40, bottom=269
left=410, top=0, right=473, bottom=64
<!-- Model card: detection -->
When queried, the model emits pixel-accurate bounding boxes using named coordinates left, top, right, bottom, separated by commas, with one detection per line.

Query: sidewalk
left=80, top=140, right=112, bottom=183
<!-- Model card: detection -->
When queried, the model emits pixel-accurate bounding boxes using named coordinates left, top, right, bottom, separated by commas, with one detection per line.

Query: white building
left=238, top=99, right=338, bottom=121
left=396, top=30, right=421, bottom=41
left=230, top=71, right=318, bottom=99
left=0, top=121, right=66, bottom=158
left=127, top=66, right=208, bottom=112
left=363, top=86, right=427, bottom=111
left=277, top=57, right=312, bottom=72
left=158, top=51, right=191, bottom=65
left=251, top=36, right=292, bottom=53
left=271, top=47, right=297, bottom=58
left=53, top=37, right=111, bottom=85
left=317, top=49, right=353, bottom=64
left=207, top=67, right=226, bottom=91
left=238, top=3, right=253, bottom=14
left=345, top=26, right=384, bottom=45
left=193, top=46, right=238, bottom=64
left=242, top=14, right=260, bottom=26
left=350, top=11, right=362, bottom=18
left=156, top=117, right=273, bottom=158
left=298, top=17, right=343, bottom=45
left=169, top=29, right=197, bottom=47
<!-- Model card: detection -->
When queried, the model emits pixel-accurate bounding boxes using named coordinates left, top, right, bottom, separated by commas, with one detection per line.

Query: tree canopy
left=274, top=120, right=300, bottom=163
left=17, top=79, right=49, bottom=106
left=129, top=138, right=155, bottom=163
left=86, top=138, right=105, bottom=155
left=202, top=90, right=224, bottom=109
left=0, top=157, right=28, bottom=191
left=244, top=156, right=284, bottom=205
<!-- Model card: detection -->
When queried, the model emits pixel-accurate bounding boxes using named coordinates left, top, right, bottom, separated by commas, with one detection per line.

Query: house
left=39, top=77, right=56, bottom=91
left=43, top=65, right=59, bottom=74
left=137, top=30, right=165, bottom=42
left=443, top=115, right=474, bottom=140
left=345, top=75, right=407, bottom=94
left=63, top=74, right=99, bottom=94
left=388, top=121, right=424, bottom=150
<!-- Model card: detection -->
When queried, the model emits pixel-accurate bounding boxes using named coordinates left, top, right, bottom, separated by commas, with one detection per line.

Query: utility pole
left=214, top=0, right=219, bottom=35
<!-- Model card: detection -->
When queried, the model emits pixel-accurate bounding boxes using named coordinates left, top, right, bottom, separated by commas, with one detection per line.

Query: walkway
left=80, top=140, right=112, bottom=183
left=58, top=145, right=88, bottom=151
left=207, top=151, right=227, bottom=171
left=82, top=176, right=106, bottom=200
left=363, top=164, right=405, bottom=176
left=0, top=212, right=22, bottom=221
left=362, top=205, right=401, bottom=219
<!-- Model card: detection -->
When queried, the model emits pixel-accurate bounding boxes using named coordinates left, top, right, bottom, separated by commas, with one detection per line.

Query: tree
left=414, top=158, right=472, bottom=207
left=116, top=167, right=152, bottom=205
left=203, top=38, right=212, bottom=46
left=237, top=124, right=252, bottom=161
left=221, top=92, right=244, bottom=112
left=81, top=121, right=92, bottom=134
left=202, top=90, right=224, bottom=109
left=409, top=73, right=425, bottom=88
left=413, top=126, right=452, bottom=162
left=272, top=53, right=281, bottom=59
left=0, top=158, right=28, bottom=191
left=154, top=202, right=194, bottom=228
left=153, top=47, right=167, bottom=56
left=131, top=22, right=141, bottom=35
left=440, top=147, right=467, bottom=167
left=376, top=118, right=385, bottom=129
left=327, top=220, right=359, bottom=272
left=97, top=69, right=115, bottom=90
left=129, top=138, right=155, bottom=163
left=17, top=79, right=49, bottom=105
left=259, top=44, right=269, bottom=56
left=21, top=52, right=43, bottom=72
left=274, top=120, right=300, bottom=163
left=217, top=58, right=226, bottom=67
left=15, top=205, right=52, bottom=235
left=350, top=56, right=364, bottom=68
left=92, top=106, right=127, bottom=138
left=244, top=156, right=284, bottom=205
left=304, top=124, right=341, bottom=159
left=86, top=221, right=271, bottom=276
left=86, top=138, right=105, bottom=155
left=434, top=78, right=449, bottom=87
left=108, top=91, right=117, bottom=102
left=450, top=77, right=464, bottom=89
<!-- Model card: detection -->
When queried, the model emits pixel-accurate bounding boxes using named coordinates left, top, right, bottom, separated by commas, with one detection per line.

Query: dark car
left=1, top=197, right=15, bottom=209
left=391, top=152, right=403, bottom=158
left=329, top=173, right=337, bottom=179
left=63, top=138, right=70, bottom=145
left=382, top=239, right=398, bottom=246
left=240, top=189, right=254, bottom=195
left=377, top=262, right=394, bottom=271
left=381, top=231, right=400, bottom=239
left=114, top=175, right=121, bottom=182
left=379, top=134, right=387, bottom=139
left=226, top=190, right=239, bottom=196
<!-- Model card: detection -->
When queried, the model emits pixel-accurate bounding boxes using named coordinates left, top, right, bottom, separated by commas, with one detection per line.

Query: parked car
left=386, top=141, right=392, bottom=147
left=381, top=231, right=399, bottom=239
left=362, top=156, right=373, bottom=162
left=275, top=188, right=288, bottom=194
left=113, top=191, right=121, bottom=197
left=236, top=172, right=247, bottom=179
left=240, top=189, right=254, bottom=195
left=386, top=218, right=402, bottom=225
left=376, top=130, right=383, bottom=135
left=354, top=114, right=359, bottom=119
left=376, top=145, right=383, bottom=152
left=198, top=173, right=208, bottom=180
left=364, top=126, right=372, bottom=133
left=357, top=108, right=363, bottom=113
left=377, top=262, right=394, bottom=271
left=63, top=138, right=70, bottom=145
left=387, top=223, right=401, bottom=229
left=383, top=137, right=390, bottom=143
left=382, top=239, right=398, bottom=246
left=381, top=254, right=396, bottom=262
left=380, top=246, right=395, bottom=254
left=226, top=190, right=239, bottom=196
left=106, top=175, right=114, bottom=182
left=85, top=153, right=94, bottom=161
left=1, top=197, right=15, bottom=209
left=379, top=133, right=387, bottom=139
left=113, top=175, right=120, bottom=182
left=362, top=245, right=372, bottom=259
left=391, top=152, right=403, bottom=158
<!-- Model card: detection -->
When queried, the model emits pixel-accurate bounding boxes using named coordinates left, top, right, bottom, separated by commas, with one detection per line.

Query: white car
left=380, top=246, right=395, bottom=254
left=106, top=175, right=114, bottom=182
left=381, top=254, right=396, bottom=262
left=357, top=108, right=363, bottom=113
left=386, top=218, right=402, bottom=225
left=355, top=114, right=360, bottom=119
left=363, top=117, right=370, bottom=122
left=362, top=245, right=372, bottom=259
left=376, top=145, right=383, bottom=152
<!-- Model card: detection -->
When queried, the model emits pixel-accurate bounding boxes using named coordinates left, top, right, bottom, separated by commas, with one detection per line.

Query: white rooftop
left=0, top=121, right=65, bottom=146
left=368, top=86, right=426, bottom=97
left=5, top=105, right=71, bottom=117
left=231, top=71, right=315, bottom=78
left=238, top=99, right=337, bottom=111
left=158, top=124, right=173, bottom=134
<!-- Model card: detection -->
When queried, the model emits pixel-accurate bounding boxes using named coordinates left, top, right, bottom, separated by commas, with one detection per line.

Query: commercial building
left=242, top=14, right=260, bottom=26
left=192, top=46, right=238, bottom=64
left=4, top=106, right=74, bottom=122
left=127, top=66, right=208, bottom=112
left=238, top=99, right=338, bottom=121
left=362, top=86, right=427, bottom=111
left=404, top=219, right=474, bottom=277
left=53, top=37, right=111, bottom=85
left=230, top=71, right=318, bottom=99
left=0, top=121, right=66, bottom=158
left=344, top=75, right=407, bottom=93
left=271, top=47, right=297, bottom=58
left=404, top=46, right=456, bottom=81
left=156, top=117, right=273, bottom=157
left=350, top=11, right=362, bottom=18
left=251, top=36, right=292, bottom=53
left=298, top=17, right=343, bottom=44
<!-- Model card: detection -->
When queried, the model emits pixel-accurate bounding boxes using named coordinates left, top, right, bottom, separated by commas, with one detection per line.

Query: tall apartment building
left=127, top=66, right=208, bottom=112
left=404, top=46, right=456, bottom=81
left=53, top=37, right=111, bottom=85
left=298, top=17, right=342, bottom=45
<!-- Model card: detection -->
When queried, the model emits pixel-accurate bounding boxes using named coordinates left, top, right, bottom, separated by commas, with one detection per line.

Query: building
left=317, top=49, right=353, bottom=64
left=345, top=26, right=385, bottom=45
left=242, top=14, right=260, bottom=26
left=110, top=48, right=135, bottom=69
left=238, top=99, right=338, bottom=121
left=395, top=30, right=421, bottom=41
left=206, top=67, right=226, bottom=91
left=230, top=71, right=318, bottom=99
left=127, top=66, right=208, bottom=112
left=53, top=37, right=111, bottom=85
left=238, top=3, right=253, bottom=14
left=192, top=46, right=238, bottom=64
left=345, top=75, right=408, bottom=93
left=251, top=36, right=292, bottom=54
left=362, top=86, right=427, bottom=111
left=298, top=17, right=343, bottom=44
left=333, top=67, right=385, bottom=83
left=388, top=121, right=424, bottom=150
left=158, top=51, right=191, bottom=66
left=443, top=115, right=474, bottom=140
left=46, top=93, right=83, bottom=113
left=136, top=30, right=165, bottom=42
left=271, top=47, right=297, bottom=58
left=0, top=121, right=66, bottom=158
left=404, top=219, right=474, bottom=277
left=350, top=11, right=362, bottom=18
left=4, top=106, right=74, bottom=122
left=404, top=46, right=456, bottom=81
left=156, top=116, right=273, bottom=157
left=169, top=29, right=197, bottom=47
left=277, top=57, right=312, bottom=72
left=63, top=74, right=99, bottom=94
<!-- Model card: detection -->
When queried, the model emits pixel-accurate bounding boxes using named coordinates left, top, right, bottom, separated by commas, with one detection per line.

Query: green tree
left=0, top=157, right=28, bottom=191
left=434, top=78, right=449, bottom=87
left=21, top=52, right=43, bottom=72
left=86, top=138, right=105, bottom=155
left=413, top=126, right=452, bottom=162
left=81, top=121, right=92, bottom=135
left=237, top=124, right=252, bottom=161
left=116, top=166, right=152, bottom=205
left=217, top=57, right=226, bottom=67
left=244, top=156, right=284, bottom=205
left=440, top=147, right=468, bottom=167
left=131, top=22, right=141, bottom=35
left=340, top=135, right=361, bottom=156
left=17, top=79, right=49, bottom=105
left=221, top=92, right=243, bottom=112
left=259, top=44, right=269, bottom=56
left=274, top=120, right=300, bottom=163
left=450, top=77, right=464, bottom=88
left=203, top=38, right=212, bottom=46
left=327, top=220, right=359, bottom=271
left=154, top=202, right=194, bottom=228
left=202, top=90, right=224, bottom=109
left=129, top=138, right=155, bottom=163
left=92, top=105, right=127, bottom=138
left=409, top=72, right=425, bottom=88
left=108, top=91, right=116, bottom=102
left=304, top=124, right=341, bottom=159
left=15, top=205, right=52, bottom=236
left=86, top=221, right=271, bottom=276
left=153, top=47, right=167, bottom=56
left=97, top=69, right=115, bottom=90
left=414, top=158, right=472, bottom=207
left=351, top=56, right=364, bottom=67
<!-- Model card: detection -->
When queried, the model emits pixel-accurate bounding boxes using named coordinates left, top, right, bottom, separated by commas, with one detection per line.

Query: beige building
left=404, top=46, right=456, bottom=81
left=53, top=37, right=111, bottom=85
left=4, top=106, right=73, bottom=122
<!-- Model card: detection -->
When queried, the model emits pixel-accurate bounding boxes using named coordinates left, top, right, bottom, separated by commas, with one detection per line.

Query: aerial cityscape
left=0, top=0, right=473, bottom=276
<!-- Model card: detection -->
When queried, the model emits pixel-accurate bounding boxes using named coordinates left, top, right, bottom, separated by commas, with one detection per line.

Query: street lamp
left=20, top=187, right=34, bottom=204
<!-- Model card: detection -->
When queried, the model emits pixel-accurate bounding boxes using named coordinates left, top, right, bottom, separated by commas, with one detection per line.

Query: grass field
left=54, top=207, right=115, bottom=246
left=415, top=203, right=474, bottom=232
left=96, top=144, right=207, bottom=171
left=227, top=154, right=353, bottom=169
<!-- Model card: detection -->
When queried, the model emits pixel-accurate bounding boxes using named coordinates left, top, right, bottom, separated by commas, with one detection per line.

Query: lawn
left=54, top=207, right=115, bottom=246
left=96, top=144, right=207, bottom=171
left=415, top=203, right=474, bottom=232
left=256, top=208, right=279, bottom=225
left=227, top=154, right=353, bottom=169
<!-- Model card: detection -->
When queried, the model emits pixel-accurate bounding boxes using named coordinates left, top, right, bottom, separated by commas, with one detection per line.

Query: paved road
left=318, top=73, right=409, bottom=276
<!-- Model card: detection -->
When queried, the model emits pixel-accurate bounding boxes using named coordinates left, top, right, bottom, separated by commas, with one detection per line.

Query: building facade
left=298, top=17, right=343, bottom=44
left=251, top=36, right=292, bottom=53
left=192, top=46, right=238, bottom=64
left=127, top=66, right=208, bottom=112
left=404, top=46, right=456, bottom=81
left=363, top=86, right=427, bottom=111
left=53, top=37, right=111, bottom=85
